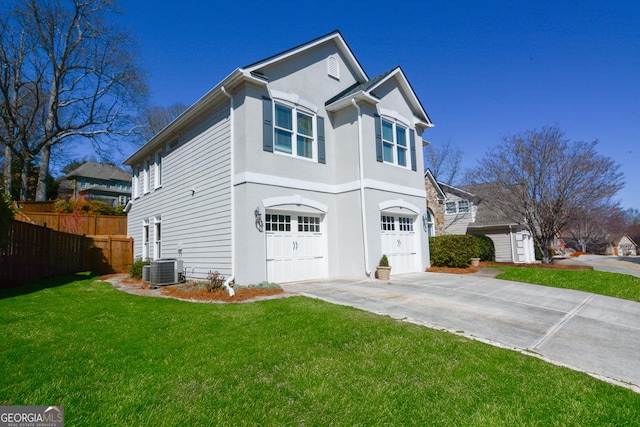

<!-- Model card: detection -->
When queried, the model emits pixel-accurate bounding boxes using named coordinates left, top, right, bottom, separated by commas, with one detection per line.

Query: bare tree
left=0, top=0, right=147, bottom=200
left=424, top=139, right=464, bottom=185
left=470, top=126, right=625, bottom=263
left=136, top=102, right=187, bottom=143
left=565, top=202, right=613, bottom=253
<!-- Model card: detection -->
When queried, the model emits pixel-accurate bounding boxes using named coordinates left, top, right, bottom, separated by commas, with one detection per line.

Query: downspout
left=352, top=99, right=371, bottom=277
left=221, top=86, right=235, bottom=296
left=508, top=225, right=517, bottom=264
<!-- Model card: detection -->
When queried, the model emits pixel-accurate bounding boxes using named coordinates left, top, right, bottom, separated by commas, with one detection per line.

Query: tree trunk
left=20, top=158, right=29, bottom=201
left=35, top=144, right=51, bottom=201
left=3, top=145, right=12, bottom=194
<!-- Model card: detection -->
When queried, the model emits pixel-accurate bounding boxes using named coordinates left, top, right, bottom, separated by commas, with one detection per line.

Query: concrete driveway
left=282, top=272, right=640, bottom=393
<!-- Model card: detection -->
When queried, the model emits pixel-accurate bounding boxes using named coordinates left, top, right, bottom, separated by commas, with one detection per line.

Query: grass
left=493, top=267, right=640, bottom=302
left=1, top=273, right=639, bottom=425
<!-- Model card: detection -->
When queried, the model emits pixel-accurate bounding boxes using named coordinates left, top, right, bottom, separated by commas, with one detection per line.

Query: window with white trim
left=298, top=216, right=320, bottom=232
left=143, top=161, right=150, bottom=194
left=154, top=151, right=162, bottom=189
left=132, top=168, right=139, bottom=199
left=445, top=200, right=471, bottom=215
left=381, top=119, right=409, bottom=168
left=265, top=214, right=291, bottom=232
left=445, top=202, right=456, bottom=214
left=381, top=215, right=395, bottom=231
left=426, top=209, right=435, bottom=236
left=154, top=216, right=161, bottom=259
left=142, top=219, right=149, bottom=259
left=274, top=103, right=315, bottom=160
left=399, top=217, right=414, bottom=232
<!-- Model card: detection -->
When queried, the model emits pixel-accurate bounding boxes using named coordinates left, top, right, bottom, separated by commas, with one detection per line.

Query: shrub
left=429, top=235, right=477, bottom=268
left=0, top=190, right=15, bottom=251
left=54, top=198, right=125, bottom=216
left=206, top=270, right=226, bottom=292
left=379, top=255, right=389, bottom=267
left=472, top=234, right=495, bottom=261
left=129, top=257, right=150, bottom=279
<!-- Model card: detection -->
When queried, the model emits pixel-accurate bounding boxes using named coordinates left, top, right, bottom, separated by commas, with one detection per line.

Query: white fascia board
left=234, top=172, right=426, bottom=198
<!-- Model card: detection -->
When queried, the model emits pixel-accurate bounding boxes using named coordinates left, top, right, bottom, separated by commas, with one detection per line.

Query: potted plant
left=376, top=255, right=391, bottom=280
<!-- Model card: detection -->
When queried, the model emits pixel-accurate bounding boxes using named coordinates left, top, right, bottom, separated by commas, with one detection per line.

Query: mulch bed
left=99, top=274, right=285, bottom=303
left=161, top=285, right=283, bottom=302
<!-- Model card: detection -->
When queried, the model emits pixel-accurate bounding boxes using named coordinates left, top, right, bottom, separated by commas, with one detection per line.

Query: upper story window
left=381, top=119, right=408, bottom=168
left=154, top=151, right=162, bottom=189
left=132, top=168, right=139, bottom=199
left=143, top=161, right=150, bottom=194
left=274, top=103, right=315, bottom=160
left=445, top=200, right=471, bottom=215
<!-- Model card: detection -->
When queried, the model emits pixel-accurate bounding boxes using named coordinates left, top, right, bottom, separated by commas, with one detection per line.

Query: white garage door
left=380, top=215, right=418, bottom=275
left=265, top=212, right=326, bottom=283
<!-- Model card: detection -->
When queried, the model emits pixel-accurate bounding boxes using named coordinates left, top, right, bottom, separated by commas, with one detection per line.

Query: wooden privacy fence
left=0, top=220, right=133, bottom=288
left=15, top=211, right=127, bottom=236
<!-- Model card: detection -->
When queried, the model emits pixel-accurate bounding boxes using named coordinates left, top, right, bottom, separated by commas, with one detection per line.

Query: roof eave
left=325, top=91, right=379, bottom=112
left=125, top=69, right=267, bottom=166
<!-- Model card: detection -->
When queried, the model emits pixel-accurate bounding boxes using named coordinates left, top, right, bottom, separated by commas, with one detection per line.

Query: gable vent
left=327, top=55, right=339, bottom=80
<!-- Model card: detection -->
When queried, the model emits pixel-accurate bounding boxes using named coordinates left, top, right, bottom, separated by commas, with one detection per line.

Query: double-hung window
left=445, top=200, right=471, bottom=215
left=154, top=216, right=161, bottom=260
left=274, top=103, right=315, bottom=160
left=154, top=151, right=162, bottom=189
left=143, top=161, right=150, bottom=194
left=381, top=119, right=409, bottom=168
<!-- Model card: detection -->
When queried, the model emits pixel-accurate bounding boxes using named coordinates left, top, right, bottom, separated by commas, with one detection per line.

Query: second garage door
left=380, top=214, right=418, bottom=275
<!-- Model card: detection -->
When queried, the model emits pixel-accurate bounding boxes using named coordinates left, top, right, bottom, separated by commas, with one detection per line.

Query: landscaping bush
left=472, top=234, right=495, bottom=261
left=429, top=235, right=477, bottom=268
left=206, top=270, right=226, bottom=292
left=129, top=257, right=150, bottom=279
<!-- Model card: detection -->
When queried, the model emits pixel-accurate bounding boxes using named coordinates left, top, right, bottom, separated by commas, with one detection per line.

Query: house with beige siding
left=424, top=173, right=536, bottom=263
left=124, top=31, right=433, bottom=284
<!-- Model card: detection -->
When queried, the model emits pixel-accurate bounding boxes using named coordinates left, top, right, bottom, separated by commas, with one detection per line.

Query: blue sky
left=109, top=0, right=639, bottom=209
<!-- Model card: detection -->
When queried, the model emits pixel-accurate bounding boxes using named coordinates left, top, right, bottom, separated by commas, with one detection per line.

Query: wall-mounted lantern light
left=254, top=206, right=263, bottom=232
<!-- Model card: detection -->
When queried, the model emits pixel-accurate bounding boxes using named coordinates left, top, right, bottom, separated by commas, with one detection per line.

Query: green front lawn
left=1, top=273, right=639, bottom=425
left=493, top=267, right=640, bottom=302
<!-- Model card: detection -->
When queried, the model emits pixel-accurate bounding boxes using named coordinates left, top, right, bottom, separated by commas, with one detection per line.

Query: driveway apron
left=282, top=272, right=640, bottom=392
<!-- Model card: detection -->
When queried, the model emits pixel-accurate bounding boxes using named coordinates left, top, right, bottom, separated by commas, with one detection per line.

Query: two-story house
left=124, top=31, right=434, bottom=284
left=59, top=162, right=132, bottom=207
left=425, top=170, right=536, bottom=263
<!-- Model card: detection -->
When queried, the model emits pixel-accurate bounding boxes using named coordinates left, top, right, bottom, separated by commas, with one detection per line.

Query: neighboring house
left=424, top=174, right=536, bottom=263
left=424, top=169, right=446, bottom=237
left=59, top=162, right=132, bottom=207
left=124, top=31, right=434, bottom=284
left=616, top=234, right=639, bottom=256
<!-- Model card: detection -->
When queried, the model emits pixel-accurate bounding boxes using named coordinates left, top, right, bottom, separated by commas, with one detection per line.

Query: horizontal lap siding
left=129, top=104, right=232, bottom=280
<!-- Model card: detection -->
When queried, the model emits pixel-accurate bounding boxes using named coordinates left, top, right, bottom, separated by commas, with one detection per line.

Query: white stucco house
left=124, top=31, right=434, bottom=284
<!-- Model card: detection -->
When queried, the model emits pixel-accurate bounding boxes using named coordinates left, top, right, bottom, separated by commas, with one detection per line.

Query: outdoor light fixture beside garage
left=254, top=207, right=263, bottom=231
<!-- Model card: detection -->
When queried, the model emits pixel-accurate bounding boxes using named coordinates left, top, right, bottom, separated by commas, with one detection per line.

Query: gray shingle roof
left=459, top=182, right=521, bottom=227
left=325, top=68, right=396, bottom=106
left=66, top=162, right=131, bottom=182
